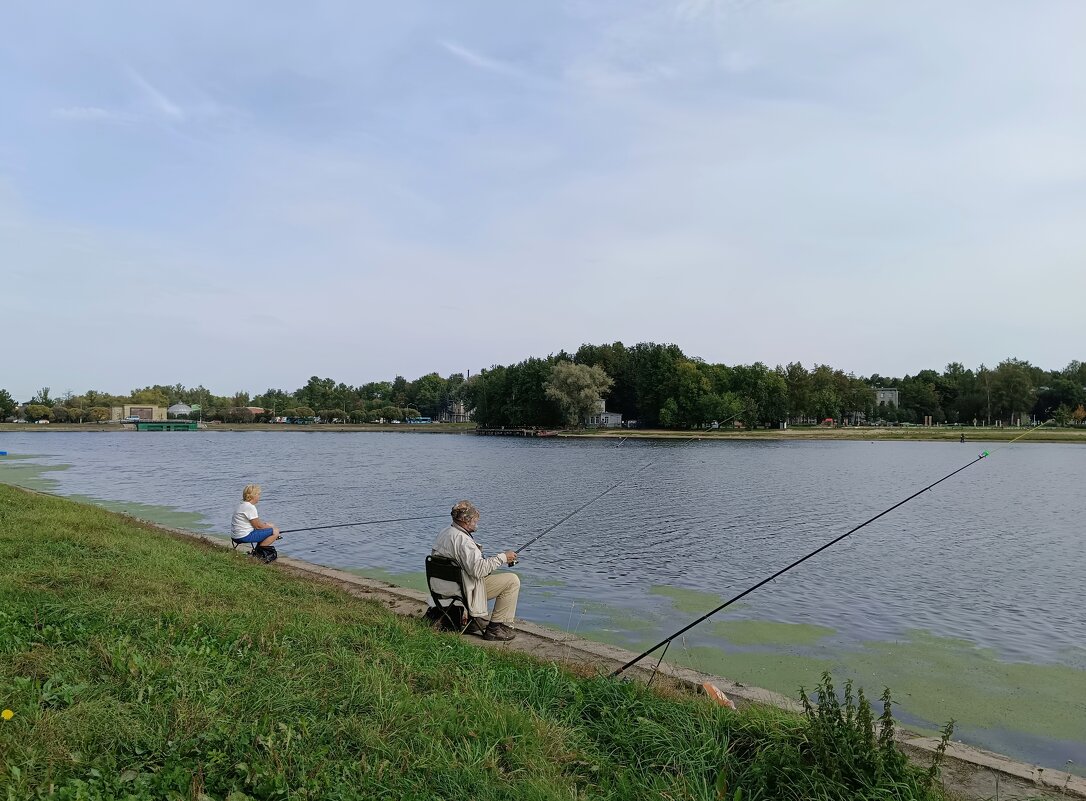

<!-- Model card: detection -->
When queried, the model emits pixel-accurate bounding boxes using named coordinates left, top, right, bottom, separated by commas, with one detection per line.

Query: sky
left=2, top=1, right=1084, bottom=400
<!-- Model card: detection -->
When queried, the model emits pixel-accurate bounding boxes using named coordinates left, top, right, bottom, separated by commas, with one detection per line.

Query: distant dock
left=121, top=420, right=199, bottom=431
left=475, top=428, right=558, bottom=438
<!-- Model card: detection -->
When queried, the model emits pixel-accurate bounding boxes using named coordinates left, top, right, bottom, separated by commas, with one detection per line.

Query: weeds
left=800, top=672, right=954, bottom=796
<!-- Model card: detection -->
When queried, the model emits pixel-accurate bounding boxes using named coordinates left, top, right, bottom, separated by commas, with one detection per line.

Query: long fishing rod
left=280, top=514, right=446, bottom=535
left=515, top=431, right=707, bottom=554
left=611, top=419, right=1052, bottom=677
left=515, top=414, right=745, bottom=555
left=515, top=460, right=657, bottom=553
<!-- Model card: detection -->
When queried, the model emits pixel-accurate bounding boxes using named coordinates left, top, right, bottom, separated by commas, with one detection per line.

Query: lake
left=1, top=430, right=1083, bottom=773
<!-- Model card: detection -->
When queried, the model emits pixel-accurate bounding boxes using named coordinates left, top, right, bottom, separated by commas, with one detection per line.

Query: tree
left=544, top=362, right=614, bottom=427
left=1073, top=405, right=1086, bottom=426
left=991, top=358, right=1035, bottom=423
left=31, top=387, right=54, bottom=407
left=294, top=406, right=315, bottom=419
left=51, top=406, right=70, bottom=423
left=784, top=362, right=811, bottom=422
left=130, top=387, right=169, bottom=407
left=410, top=373, right=447, bottom=419
left=88, top=406, right=111, bottom=423
left=1052, top=404, right=1072, bottom=427
left=0, top=389, right=16, bottom=420
left=25, top=404, right=52, bottom=422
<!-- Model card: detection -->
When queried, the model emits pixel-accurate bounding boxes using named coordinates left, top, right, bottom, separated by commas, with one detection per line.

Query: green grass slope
left=0, top=485, right=953, bottom=801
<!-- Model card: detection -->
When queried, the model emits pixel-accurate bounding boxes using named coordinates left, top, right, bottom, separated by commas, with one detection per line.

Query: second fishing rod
left=610, top=419, right=1053, bottom=678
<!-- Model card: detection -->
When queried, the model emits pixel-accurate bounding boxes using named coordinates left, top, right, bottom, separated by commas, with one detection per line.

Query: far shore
left=2, top=420, right=1083, bottom=443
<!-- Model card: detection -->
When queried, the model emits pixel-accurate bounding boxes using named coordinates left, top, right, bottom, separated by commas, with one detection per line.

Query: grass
left=0, top=484, right=958, bottom=801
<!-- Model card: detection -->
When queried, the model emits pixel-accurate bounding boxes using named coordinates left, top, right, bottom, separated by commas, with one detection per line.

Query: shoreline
left=2, top=421, right=1084, bottom=443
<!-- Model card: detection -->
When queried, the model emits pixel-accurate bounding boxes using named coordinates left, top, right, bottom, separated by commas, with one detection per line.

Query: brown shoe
left=464, top=618, right=487, bottom=636
left=483, top=622, right=516, bottom=642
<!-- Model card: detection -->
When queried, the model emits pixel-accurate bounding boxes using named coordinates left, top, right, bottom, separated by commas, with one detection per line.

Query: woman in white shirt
left=231, top=484, right=280, bottom=549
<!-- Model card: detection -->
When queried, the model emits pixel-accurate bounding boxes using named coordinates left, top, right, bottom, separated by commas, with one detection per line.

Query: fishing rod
left=514, top=431, right=709, bottom=556
left=280, top=514, right=446, bottom=535
left=515, top=460, right=658, bottom=554
left=611, top=419, right=1052, bottom=677
left=514, top=413, right=745, bottom=556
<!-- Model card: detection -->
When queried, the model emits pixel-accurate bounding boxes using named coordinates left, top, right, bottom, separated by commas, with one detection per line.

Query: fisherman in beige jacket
left=431, top=500, right=520, bottom=641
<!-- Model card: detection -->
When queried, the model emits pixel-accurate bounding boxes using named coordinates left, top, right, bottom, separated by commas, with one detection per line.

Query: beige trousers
left=483, top=571, right=521, bottom=623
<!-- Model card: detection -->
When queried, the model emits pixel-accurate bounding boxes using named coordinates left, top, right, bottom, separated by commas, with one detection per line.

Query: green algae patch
left=675, top=644, right=834, bottom=696
left=847, top=630, right=1086, bottom=743
left=649, top=585, right=749, bottom=613
left=529, top=576, right=566, bottom=588
left=711, top=619, right=836, bottom=646
left=344, top=567, right=429, bottom=593
left=65, top=494, right=214, bottom=532
left=0, top=458, right=212, bottom=531
left=0, top=457, right=67, bottom=492
left=574, top=599, right=661, bottom=634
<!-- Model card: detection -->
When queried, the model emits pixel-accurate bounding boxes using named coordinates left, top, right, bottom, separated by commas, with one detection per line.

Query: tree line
left=3, top=343, right=1084, bottom=428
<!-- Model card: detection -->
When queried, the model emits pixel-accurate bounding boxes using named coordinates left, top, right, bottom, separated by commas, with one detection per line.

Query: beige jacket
left=431, top=523, right=510, bottom=617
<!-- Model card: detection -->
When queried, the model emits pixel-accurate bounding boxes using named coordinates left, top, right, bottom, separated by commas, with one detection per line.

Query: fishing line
left=611, top=419, right=1052, bottom=677
left=280, top=514, right=446, bottom=535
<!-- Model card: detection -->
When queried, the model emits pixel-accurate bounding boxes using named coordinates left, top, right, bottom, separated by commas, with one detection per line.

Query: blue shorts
left=232, top=528, right=274, bottom=544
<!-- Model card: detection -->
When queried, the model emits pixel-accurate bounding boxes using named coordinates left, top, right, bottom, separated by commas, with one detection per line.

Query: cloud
left=439, top=39, right=526, bottom=80
left=126, top=67, right=185, bottom=119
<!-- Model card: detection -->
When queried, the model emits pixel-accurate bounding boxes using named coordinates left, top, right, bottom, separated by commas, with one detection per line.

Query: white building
left=585, top=398, right=622, bottom=428
left=168, top=403, right=192, bottom=417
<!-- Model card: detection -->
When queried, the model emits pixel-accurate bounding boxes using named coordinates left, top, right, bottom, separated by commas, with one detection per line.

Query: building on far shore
left=872, top=388, right=900, bottom=407
left=167, top=402, right=192, bottom=417
left=111, top=404, right=166, bottom=422
left=585, top=399, right=622, bottom=428
left=439, top=401, right=471, bottom=423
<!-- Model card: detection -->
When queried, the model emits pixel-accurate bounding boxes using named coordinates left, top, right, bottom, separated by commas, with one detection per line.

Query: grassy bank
left=0, top=486, right=956, bottom=801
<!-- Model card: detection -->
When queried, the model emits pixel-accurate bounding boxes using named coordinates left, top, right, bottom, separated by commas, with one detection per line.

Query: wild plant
left=799, top=671, right=955, bottom=796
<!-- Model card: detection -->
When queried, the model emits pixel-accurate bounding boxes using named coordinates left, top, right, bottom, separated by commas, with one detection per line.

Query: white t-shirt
left=232, top=501, right=260, bottom=538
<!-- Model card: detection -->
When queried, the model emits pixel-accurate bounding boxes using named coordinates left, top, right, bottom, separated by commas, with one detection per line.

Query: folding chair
left=425, top=554, right=473, bottom=634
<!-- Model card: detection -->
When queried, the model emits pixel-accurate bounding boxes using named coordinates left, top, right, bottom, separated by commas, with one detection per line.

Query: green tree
left=410, top=373, right=447, bottom=419
left=88, top=406, right=111, bottom=423
left=51, top=406, right=70, bottom=423
left=991, top=358, right=1035, bottom=423
left=30, top=387, right=54, bottom=407
left=0, top=389, right=16, bottom=420
left=784, top=362, right=811, bottom=422
left=544, top=362, right=613, bottom=427
left=629, top=343, right=685, bottom=427
left=130, top=387, right=170, bottom=407
left=297, top=377, right=336, bottom=413
left=25, top=404, right=52, bottom=422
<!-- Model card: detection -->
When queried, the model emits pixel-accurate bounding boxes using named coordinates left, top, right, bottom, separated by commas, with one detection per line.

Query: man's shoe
left=482, top=622, right=516, bottom=642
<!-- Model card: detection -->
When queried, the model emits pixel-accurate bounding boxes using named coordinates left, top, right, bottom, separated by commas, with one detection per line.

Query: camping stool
left=425, top=554, right=474, bottom=635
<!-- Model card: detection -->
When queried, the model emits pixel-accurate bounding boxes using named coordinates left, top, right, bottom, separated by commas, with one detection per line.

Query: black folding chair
left=425, top=554, right=473, bottom=634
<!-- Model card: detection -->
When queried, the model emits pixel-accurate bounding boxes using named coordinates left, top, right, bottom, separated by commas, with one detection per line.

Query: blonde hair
left=451, top=500, right=479, bottom=524
left=242, top=484, right=262, bottom=502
